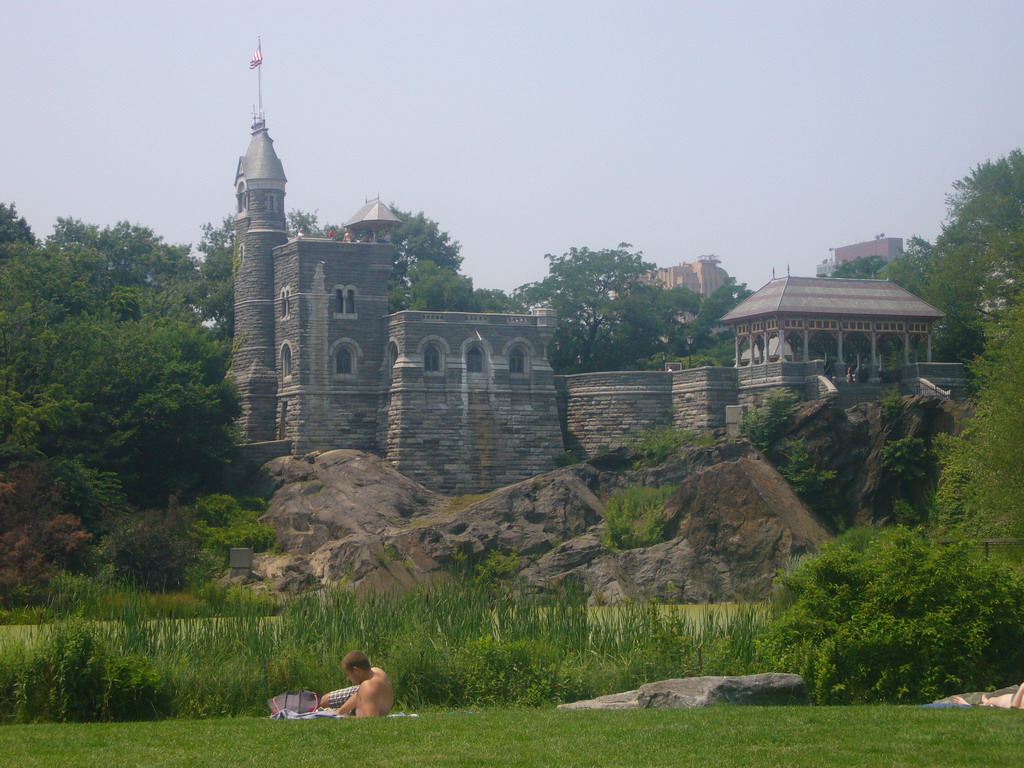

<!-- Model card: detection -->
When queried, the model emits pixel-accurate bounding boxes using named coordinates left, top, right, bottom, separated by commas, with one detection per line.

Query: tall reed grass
left=0, top=579, right=773, bottom=722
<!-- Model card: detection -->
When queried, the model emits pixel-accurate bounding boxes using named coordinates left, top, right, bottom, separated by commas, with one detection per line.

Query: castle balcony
left=389, top=310, right=546, bottom=326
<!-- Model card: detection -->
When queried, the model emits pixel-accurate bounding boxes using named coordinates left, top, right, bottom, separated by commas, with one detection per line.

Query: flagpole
left=257, top=36, right=263, bottom=120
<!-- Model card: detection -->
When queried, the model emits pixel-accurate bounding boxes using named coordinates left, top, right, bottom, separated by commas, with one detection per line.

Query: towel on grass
left=270, top=709, right=418, bottom=719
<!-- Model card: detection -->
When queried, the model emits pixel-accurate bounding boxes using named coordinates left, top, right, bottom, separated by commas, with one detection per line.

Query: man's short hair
left=342, top=650, right=371, bottom=672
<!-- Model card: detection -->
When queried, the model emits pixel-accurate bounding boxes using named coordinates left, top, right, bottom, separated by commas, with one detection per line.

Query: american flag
left=249, top=48, right=263, bottom=69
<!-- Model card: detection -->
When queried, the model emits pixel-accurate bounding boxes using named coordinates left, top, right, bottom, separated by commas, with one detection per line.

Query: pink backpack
left=268, top=690, right=319, bottom=715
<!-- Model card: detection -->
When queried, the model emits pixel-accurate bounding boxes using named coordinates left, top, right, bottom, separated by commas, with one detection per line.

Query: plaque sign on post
left=229, top=547, right=254, bottom=578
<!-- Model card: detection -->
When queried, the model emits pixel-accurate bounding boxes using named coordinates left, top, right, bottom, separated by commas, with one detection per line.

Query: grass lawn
left=0, top=706, right=1018, bottom=768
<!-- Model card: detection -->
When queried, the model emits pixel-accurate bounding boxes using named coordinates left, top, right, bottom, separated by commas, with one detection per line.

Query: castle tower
left=233, top=120, right=288, bottom=442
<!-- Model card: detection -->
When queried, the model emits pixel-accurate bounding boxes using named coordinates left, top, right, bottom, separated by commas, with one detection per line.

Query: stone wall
left=671, top=367, right=738, bottom=431
left=556, top=371, right=673, bottom=458
left=385, top=309, right=563, bottom=493
left=234, top=440, right=293, bottom=470
left=736, top=361, right=824, bottom=406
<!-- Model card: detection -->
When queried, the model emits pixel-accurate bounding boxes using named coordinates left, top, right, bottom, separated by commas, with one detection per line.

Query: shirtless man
left=319, top=651, right=394, bottom=717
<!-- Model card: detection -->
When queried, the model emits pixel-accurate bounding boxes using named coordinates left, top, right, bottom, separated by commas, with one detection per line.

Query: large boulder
left=557, top=674, right=810, bottom=710
left=520, top=441, right=830, bottom=603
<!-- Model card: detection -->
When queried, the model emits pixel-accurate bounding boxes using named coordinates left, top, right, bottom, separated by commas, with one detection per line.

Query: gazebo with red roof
left=721, top=276, right=944, bottom=376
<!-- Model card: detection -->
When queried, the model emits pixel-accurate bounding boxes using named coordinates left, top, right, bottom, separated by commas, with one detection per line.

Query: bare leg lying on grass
left=952, top=683, right=1024, bottom=709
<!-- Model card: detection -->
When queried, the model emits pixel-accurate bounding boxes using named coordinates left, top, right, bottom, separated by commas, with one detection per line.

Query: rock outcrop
left=252, top=440, right=828, bottom=603
left=772, top=395, right=971, bottom=526
left=557, top=674, right=811, bottom=710
left=245, top=396, right=967, bottom=602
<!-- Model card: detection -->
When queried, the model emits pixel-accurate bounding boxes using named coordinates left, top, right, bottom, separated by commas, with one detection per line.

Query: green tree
left=0, top=202, right=36, bottom=252
left=48, top=219, right=198, bottom=298
left=286, top=209, right=340, bottom=239
left=193, top=217, right=236, bottom=339
left=895, top=151, right=1024, bottom=363
left=936, top=298, right=1024, bottom=536
left=882, top=236, right=933, bottom=298
left=401, top=260, right=475, bottom=312
left=388, top=207, right=463, bottom=284
left=832, top=254, right=890, bottom=279
left=469, top=287, right=518, bottom=313
left=0, top=222, right=238, bottom=511
left=515, top=244, right=655, bottom=372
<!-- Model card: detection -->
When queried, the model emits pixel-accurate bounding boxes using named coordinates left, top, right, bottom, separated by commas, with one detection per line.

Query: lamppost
left=686, top=335, right=694, bottom=369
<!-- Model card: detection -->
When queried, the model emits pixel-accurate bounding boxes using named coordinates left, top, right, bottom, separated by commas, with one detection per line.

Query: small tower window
left=466, top=346, right=483, bottom=373
left=424, top=344, right=441, bottom=373
left=333, top=285, right=357, bottom=317
left=281, top=344, right=292, bottom=380
left=336, top=347, right=353, bottom=375
left=386, top=342, right=398, bottom=375
left=280, top=287, right=292, bottom=319
left=237, top=183, right=246, bottom=213
left=509, top=347, right=526, bottom=375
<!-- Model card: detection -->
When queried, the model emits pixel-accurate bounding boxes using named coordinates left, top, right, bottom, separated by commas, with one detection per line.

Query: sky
left=3, top=0, right=1023, bottom=294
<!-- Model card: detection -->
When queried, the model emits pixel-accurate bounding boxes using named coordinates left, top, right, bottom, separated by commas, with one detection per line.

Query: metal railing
left=917, top=378, right=951, bottom=398
left=936, top=538, right=1024, bottom=561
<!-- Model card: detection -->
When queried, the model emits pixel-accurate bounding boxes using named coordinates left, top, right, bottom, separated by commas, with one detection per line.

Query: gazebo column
left=904, top=332, right=910, bottom=365
left=927, top=333, right=933, bottom=362
left=734, top=336, right=740, bottom=367
left=869, top=331, right=880, bottom=383
left=803, top=329, right=809, bottom=362
left=837, top=331, right=844, bottom=370
left=763, top=331, right=769, bottom=365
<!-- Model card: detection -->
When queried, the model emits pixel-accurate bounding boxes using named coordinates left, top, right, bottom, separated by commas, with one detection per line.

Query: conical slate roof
left=236, top=124, right=287, bottom=183
left=344, top=199, right=401, bottom=227
left=721, top=276, right=944, bottom=322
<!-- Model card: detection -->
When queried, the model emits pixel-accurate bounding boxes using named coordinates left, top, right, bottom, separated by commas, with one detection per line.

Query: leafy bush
left=455, top=637, right=566, bottom=707
left=881, top=436, right=933, bottom=482
left=777, top=439, right=839, bottom=520
left=0, top=620, right=171, bottom=722
left=92, top=506, right=198, bottom=591
left=740, top=388, right=800, bottom=450
left=761, top=529, right=1024, bottom=704
left=878, top=385, right=905, bottom=426
left=602, top=485, right=676, bottom=551
left=0, top=462, right=92, bottom=606
left=190, top=494, right=275, bottom=564
left=628, top=425, right=712, bottom=468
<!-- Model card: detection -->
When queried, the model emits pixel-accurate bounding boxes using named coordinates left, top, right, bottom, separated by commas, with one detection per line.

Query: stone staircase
left=832, top=381, right=885, bottom=408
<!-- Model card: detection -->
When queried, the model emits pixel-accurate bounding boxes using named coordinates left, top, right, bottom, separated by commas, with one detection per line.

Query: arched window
left=333, top=286, right=357, bottom=316
left=424, top=344, right=441, bottom=373
left=509, top=347, right=526, bottom=375
left=386, top=342, right=398, bottom=371
left=236, top=183, right=246, bottom=213
left=466, top=346, right=483, bottom=373
left=281, top=344, right=292, bottom=379
left=280, top=288, right=291, bottom=319
left=336, top=347, right=353, bottom=375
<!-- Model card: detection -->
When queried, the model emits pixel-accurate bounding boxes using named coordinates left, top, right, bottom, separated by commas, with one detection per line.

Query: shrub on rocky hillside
left=761, top=528, right=1024, bottom=704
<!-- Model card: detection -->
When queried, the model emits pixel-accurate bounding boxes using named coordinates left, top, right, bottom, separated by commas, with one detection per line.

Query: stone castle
left=232, top=121, right=966, bottom=493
